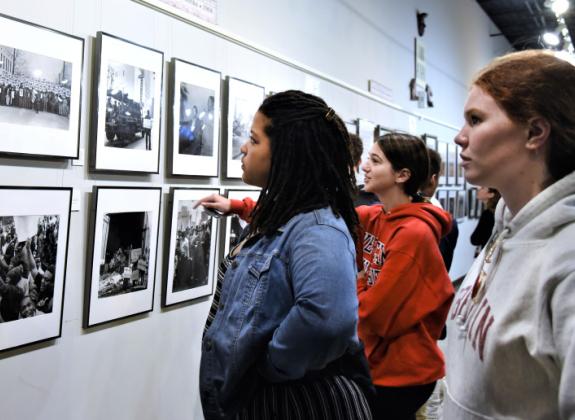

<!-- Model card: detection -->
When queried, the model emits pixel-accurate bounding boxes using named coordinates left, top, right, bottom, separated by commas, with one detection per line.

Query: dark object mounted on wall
left=417, top=11, right=428, bottom=37
left=409, top=78, right=419, bottom=101
left=426, top=84, right=434, bottom=107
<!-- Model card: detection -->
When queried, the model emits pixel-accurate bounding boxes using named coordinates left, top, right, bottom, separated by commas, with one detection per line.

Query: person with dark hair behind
left=196, top=90, right=373, bottom=420
left=470, top=187, right=500, bottom=252
left=421, top=147, right=459, bottom=271
left=348, top=133, right=379, bottom=206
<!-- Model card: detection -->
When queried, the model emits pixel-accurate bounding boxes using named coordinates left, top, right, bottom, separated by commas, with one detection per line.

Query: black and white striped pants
left=235, top=374, right=372, bottom=420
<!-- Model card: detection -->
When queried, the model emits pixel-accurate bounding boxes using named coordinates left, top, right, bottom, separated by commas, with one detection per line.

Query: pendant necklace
left=455, top=227, right=509, bottom=335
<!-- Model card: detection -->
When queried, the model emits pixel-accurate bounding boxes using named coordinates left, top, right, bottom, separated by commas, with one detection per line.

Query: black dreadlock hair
left=248, top=90, right=359, bottom=242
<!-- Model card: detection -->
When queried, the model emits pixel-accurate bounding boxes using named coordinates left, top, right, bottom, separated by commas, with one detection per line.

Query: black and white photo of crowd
left=0, top=215, right=60, bottom=323
left=104, top=60, right=155, bottom=150
left=231, top=97, right=255, bottom=160
left=0, top=45, right=72, bottom=129
left=172, top=202, right=212, bottom=292
left=98, top=211, right=151, bottom=298
left=228, top=215, right=248, bottom=251
left=178, top=82, right=215, bottom=157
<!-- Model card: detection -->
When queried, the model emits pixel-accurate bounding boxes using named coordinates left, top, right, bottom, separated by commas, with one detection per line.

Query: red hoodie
left=356, top=203, right=454, bottom=387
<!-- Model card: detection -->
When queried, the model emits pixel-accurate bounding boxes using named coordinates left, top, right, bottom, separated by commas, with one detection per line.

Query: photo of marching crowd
left=104, top=61, right=156, bottom=150
left=0, top=215, right=60, bottom=323
left=0, top=44, right=72, bottom=129
left=172, top=202, right=212, bottom=292
left=98, top=211, right=151, bottom=298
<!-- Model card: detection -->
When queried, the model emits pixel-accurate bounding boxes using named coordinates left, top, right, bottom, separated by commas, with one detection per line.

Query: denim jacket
left=200, top=207, right=360, bottom=419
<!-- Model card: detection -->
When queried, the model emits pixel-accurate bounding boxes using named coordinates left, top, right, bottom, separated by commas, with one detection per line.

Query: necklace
left=471, top=228, right=508, bottom=303
left=455, top=227, right=508, bottom=336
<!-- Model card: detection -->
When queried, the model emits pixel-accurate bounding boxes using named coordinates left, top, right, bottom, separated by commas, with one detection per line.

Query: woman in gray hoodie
left=444, top=50, right=575, bottom=419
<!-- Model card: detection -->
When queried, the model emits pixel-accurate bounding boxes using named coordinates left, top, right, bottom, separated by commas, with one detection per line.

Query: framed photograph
left=224, top=189, right=260, bottom=256
left=170, top=58, right=221, bottom=176
left=376, top=124, right=394, bottom=137
left=475, top=197, right=484, bottom=219
left=437, top=141, right=448, bottom=187
left=225, top=77, right=265, bottom=178
left=163, top=188, right=220, bottom=306
left=90, top=32, right=164, bottom=173
left=85, top=187, right=161, bottom=327
left=467, top=188, right=477, bottom=219
left=447, top=143, right=457, bottom=186
left=345, top=119, right=358, bottom=136
left=456, top=190, right=466, bottom=220
left=357, top=119, right=378, bottom=185
left=447, top=190, right=456, bottom=215
left=455, top=144, right=465, bottom=186
left=0, top=14, right=83, bottom=159
left=422, top=133, right=437, bottom=151
left=0, top=187, right=71, bottom=352
left=436, top=189, right=447, bottom=210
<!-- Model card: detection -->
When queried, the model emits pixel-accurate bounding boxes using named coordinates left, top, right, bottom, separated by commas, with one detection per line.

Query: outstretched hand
left=194, top=193, right=232, bottom=215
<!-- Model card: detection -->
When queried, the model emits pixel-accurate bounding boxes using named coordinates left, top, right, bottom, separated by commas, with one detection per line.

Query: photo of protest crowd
left=0, top=215, right=60, bottom=323
left=0, top=45, right=72, bottom=129
left=172, top=202, right=212, bottom=292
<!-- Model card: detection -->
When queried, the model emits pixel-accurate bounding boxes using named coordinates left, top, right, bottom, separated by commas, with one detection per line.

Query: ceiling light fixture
left=545, top=0, right=570, bottom=16
left=543, top=31, right=561, bottom=46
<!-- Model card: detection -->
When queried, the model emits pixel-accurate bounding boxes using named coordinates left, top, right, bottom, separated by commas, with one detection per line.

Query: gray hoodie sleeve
left=552, top=271, right=575, bottom=420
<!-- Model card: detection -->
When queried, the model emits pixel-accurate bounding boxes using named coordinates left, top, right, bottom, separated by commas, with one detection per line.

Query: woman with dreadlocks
left=197, top=90, right=373, bottom=420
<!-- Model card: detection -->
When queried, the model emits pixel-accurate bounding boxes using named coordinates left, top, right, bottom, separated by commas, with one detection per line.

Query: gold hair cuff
left=325, top=108, right=336, bottom=121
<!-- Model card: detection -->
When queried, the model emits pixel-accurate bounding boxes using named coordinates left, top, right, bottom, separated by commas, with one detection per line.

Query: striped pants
left=235, top=375, right=372, bottom=420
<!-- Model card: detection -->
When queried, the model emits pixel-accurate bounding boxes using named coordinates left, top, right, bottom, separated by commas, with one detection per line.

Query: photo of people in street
left=0, top=214, right=60, bottom=323
left=172, top=201, right=212, bottom=292
left=178, top=82, right=215, bottom=157
left=0, top=44, right=72, bottom=130
left=104, top=60, right=155, bottom=150
left=98, top=211, right=151, bottom=298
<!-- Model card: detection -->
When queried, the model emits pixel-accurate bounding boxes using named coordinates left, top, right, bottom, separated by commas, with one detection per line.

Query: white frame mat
left=0, top=14, right=83, bottom=159
left=85, top=187, right=161, bottom=327
left=0, top=187, right=71, bottom=352
left=163, top=187, right=220, bottom=306
left=225, top=77, right=265, bottom=178
left=170, top=59, right=221, bottom=176
left=91, top=32, right=164, bottom=173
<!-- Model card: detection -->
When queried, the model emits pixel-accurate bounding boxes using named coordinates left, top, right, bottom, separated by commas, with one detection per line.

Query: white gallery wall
left=0, top=1, right=510, bottom=419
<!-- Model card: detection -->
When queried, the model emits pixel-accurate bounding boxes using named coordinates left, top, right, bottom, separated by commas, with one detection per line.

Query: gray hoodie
left=444, top=170, right=575, bottom=420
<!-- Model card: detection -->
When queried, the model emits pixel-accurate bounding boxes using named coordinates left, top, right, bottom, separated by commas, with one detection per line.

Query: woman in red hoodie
left=358, top=132, right=454, bottom=419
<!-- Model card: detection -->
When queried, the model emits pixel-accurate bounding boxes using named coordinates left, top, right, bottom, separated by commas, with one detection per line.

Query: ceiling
left=477, top=0, right=575, bottom=50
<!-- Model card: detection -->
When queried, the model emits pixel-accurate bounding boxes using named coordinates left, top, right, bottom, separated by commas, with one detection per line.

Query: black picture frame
left=89, top=32, right=164, bottom=174
left=84, top=186, right=162, bottom=328
left=224, top=76, right=265, bottom=179
left=223, top=189, right=261, bottom=256
left=162, top=187, right=220, bottom=307
left=168, top=58, right=222, bottom=177
left=0, top=186, right=72, bottom=353
left=0, top=13, right=84, bottom=160
left=422, top=133, right=438, bottom=151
